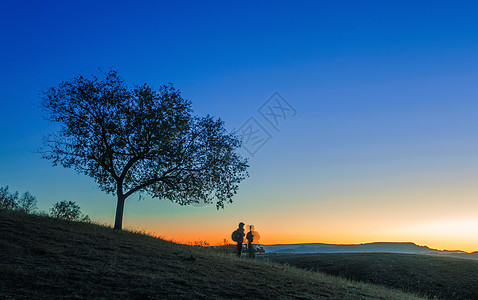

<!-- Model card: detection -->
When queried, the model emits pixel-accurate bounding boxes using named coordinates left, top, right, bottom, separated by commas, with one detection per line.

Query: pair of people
left=235, top=222, right=256, bottom=258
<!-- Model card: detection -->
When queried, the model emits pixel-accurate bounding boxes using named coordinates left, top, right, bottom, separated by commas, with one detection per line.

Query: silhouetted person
left=246, top=225, right=255, bottom=259
left=236, top=222, right=245, bottom=256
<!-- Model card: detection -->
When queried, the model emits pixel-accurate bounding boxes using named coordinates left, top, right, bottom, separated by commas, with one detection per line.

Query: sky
left=1, top=1, right=478, bottom=252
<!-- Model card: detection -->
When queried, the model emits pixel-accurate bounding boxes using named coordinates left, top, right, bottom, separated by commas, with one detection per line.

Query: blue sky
left=1, top=1, right=478, bottom=250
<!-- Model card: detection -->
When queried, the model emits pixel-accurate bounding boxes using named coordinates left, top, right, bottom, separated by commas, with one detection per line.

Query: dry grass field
left=262, top=252, right=478, bottom=299
left=0, top=209, right=423, bottom=299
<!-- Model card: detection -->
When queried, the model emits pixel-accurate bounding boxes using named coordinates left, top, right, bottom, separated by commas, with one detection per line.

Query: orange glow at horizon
left=117, top=177, right=478, bottom=254
left=123, top=217, right=478, bottom=253
left=138, top=228, right=478, bottom=253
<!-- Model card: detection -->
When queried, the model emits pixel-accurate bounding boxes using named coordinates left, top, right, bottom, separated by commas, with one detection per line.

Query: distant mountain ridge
left=261, top=242, right=478, bottom=259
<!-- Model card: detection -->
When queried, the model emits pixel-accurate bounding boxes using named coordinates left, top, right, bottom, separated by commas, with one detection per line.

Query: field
left=261, top=252, right=478, bottom=299
left=0, top=209, right=422, bottom=299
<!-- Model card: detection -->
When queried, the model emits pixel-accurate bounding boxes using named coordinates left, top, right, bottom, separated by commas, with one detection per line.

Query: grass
left=0, top=209, right=423, bottom=299
left=261, top=253, right=478, bottom=299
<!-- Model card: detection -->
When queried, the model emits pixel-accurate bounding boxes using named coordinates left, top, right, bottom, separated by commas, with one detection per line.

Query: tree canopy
left=40, top=70, right=248, bottom=229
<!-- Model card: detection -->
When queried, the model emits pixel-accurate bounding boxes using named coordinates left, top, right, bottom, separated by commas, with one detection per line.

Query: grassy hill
left=0, top=209, right=422, bottom=299
left=262, top=253, right=478, bottom=299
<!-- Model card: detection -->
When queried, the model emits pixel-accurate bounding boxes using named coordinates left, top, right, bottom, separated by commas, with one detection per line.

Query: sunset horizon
left=2, top=1, right=478, bottom=260
left=2, top=2, right=478, bottom=298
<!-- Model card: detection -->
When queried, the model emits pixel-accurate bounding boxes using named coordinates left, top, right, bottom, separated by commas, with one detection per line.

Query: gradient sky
left=1, top=1, right=478, bottom=252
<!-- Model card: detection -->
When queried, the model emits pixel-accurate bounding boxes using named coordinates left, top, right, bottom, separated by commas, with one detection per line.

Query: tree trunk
left=114, top=194, right=126, bottom=230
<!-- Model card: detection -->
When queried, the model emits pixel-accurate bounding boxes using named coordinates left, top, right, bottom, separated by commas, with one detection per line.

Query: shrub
left=0, top=186, right=37, bottom=213
left=188, top=240, right=210, bottom=247
left=0, top=186, right=19, bottom=210
left=17, top=191, right=37, bottom=213
left=50, top=200, right=89, bottom=221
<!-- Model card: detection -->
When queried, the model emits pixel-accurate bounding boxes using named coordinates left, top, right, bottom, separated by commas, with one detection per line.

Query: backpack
left=231, top=230, right=239, bottom=242
left=246, top=231, right=254, bottom=243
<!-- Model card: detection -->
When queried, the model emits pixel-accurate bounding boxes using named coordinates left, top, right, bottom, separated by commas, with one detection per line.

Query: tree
left=0, top=186, right=37, bottom=213
left=50, top=200, right=89, bottom=221
left=0, top=186, right=19, bottom=210
left=17, top=191, right=37, bottom=213
left=40, top=70, right=248, bottom=229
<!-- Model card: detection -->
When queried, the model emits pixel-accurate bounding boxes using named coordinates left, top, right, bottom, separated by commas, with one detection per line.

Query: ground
left=0, top=209, right=421, bottom=299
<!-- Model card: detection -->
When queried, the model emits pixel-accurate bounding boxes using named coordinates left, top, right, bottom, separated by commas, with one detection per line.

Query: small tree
left=17, top=192, right=37, bottom=213
left=50, top=200, right=89, bottom=221
left=40, top=70, right=248, bottom=229
left=0, top=186, right=18, bottom=210
left=0, top=186, right=37, bottom=213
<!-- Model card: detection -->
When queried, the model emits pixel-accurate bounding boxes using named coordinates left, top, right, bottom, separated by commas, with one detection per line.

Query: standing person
left=236, top=222, right=245, bottom=256
left=246, top=225, right=255, bottom=259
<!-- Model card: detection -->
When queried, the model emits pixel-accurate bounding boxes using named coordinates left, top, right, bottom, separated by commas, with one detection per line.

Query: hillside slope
left=0, top=209, right=422, bottom=299
left=263, top=253, right=478, bottom=299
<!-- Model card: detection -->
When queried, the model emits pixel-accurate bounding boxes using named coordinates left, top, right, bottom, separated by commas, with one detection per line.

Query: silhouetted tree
left=17, top=191, right=37, bottom=213
left=50, top=200, right=89, bottom=221
left=0, top=186, right=37, bottom=213
left=40, top=70, right=248, bottom=229
left=0, top=186, right=18, bottom=210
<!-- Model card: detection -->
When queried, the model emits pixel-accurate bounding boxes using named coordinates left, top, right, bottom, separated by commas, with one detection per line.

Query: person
left=246, top=225, right=255, bottom=259
left=236, top=222, right=245, bottom=256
